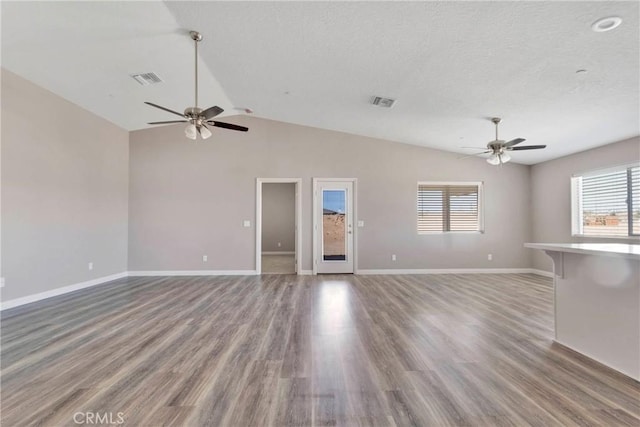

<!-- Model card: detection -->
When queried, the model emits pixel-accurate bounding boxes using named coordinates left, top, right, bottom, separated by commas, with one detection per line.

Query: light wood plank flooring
left=1, top=274, right=639, bottom=426
left=262, top=254, right=296, bottom=274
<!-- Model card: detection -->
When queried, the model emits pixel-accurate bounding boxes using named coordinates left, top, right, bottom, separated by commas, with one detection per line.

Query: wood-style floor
left=262, top=254, right=296, bottom=274
left=1, top=274, right=639, bottom=426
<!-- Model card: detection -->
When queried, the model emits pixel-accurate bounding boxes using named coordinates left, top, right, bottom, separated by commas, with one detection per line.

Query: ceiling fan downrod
left=190, top=31, right=202, bottom=110
left=492, top=117, right=501, bottom=141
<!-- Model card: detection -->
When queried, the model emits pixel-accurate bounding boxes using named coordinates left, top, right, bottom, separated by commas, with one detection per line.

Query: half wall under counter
left=525, top=243, right=640, bottom=381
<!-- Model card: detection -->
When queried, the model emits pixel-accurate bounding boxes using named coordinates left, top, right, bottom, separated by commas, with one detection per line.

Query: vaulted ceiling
left=2, top=1, right=638, bottom=164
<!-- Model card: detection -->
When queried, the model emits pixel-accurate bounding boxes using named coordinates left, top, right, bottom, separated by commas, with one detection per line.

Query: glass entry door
left=315, top=180, right=354, bottom=274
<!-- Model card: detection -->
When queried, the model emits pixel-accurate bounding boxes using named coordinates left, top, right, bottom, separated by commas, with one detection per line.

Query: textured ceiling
left=2, top=1, right=639, bottom=164
left=1, top=1, right=235, bottom=130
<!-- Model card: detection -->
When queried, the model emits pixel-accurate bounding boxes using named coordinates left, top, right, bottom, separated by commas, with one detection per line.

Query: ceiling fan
left=463, top=118, right=546, bottom=165
left=145, top=31, right=248, bottom=140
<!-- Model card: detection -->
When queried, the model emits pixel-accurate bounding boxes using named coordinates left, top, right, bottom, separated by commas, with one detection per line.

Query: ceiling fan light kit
left=185, top=123, right=198, bottom=140
left=487, top=154, right=501, bottom=166
left=144, top=30, right=249, bottom=140
left=487, top=151, right=511, bottom=165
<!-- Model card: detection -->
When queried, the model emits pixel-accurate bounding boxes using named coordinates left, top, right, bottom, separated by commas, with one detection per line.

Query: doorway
left=313, top=179, right=356, bottom=274
left=256, top=179, right=302, bottom=275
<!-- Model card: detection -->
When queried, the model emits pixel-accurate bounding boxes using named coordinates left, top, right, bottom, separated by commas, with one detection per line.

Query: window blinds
left=631, top=166, right=640, bottom=235
left=418, top=184, right=480, bottom=233
left=582, top=169, right=628, bottom=214
left=579, top=166, right=639, bottom=237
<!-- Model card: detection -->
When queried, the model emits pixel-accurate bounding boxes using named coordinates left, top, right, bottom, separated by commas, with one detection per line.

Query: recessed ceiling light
left=591, top=16, right=622, bottom=32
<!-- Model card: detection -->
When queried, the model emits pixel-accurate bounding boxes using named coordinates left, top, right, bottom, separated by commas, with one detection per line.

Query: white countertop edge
left=525, top=243, right=640, bottom=260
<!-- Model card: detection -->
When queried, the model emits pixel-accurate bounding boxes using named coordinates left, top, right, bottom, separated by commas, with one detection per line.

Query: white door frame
left=312, top=178, right=357, bottom=275
left=256, top=178, right=302, bottom=275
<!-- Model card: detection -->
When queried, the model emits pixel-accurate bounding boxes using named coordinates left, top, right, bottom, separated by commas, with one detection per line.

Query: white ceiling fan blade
left=144, top=102, right=185, bottom=118
left=458, top=150, right=491, bottom=160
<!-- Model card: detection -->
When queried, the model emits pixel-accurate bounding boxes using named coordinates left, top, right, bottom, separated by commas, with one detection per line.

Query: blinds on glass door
left=418, top=184, right=480, bottom=233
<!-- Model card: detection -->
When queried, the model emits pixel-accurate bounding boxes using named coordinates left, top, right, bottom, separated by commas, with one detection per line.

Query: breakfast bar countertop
left=524, top=242, right=640, bottom=260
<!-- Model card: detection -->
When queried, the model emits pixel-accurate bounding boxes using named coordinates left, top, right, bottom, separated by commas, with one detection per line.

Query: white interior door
left=315, top=180, right=354, bottom=274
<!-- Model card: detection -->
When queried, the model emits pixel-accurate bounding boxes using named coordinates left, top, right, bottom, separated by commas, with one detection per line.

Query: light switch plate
left=0, top=277, right=5, bottom=288
left=357, top=220, right=365, bottom=227
left=243, top=220, right=251, bottom=228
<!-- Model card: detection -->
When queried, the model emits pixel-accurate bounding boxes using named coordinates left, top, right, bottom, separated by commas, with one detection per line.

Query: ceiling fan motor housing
left=184, top=107, right=202, bottom=117
left=488, top=140, right=505, bottom=153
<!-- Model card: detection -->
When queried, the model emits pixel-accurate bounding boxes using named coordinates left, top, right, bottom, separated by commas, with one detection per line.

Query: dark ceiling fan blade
left=509, top=145, right=547, bottom=151
left=207, top=121, right=249, bottom=132
left=503, top=138, right=526, bottom=148
left=202, top=105, right=224, bottom=120
left=144, top=102, right=186, bottom=118
left=458, top=150, right=491, bottom=160
left=148, top=120, right=188, bottom=125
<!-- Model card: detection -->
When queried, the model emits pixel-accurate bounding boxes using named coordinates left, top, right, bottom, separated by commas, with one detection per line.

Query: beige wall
left=262, top=183, right=295, bottom=252
left=530, top=136, right=640, bottom=271
left=3, top=68, right=636, bottom=301
left=128, top=115, right=532, bottom=272
left=1, top=69, right=129, bottom=300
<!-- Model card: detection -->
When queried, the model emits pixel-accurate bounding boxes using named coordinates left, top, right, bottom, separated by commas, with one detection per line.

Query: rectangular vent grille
left=371, top=96, right=396, bottom=108
left=131, top=72, right=163, bottom=86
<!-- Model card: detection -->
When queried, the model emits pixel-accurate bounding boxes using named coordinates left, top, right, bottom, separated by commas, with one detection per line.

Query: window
left=418, top=182, right=483, bottom=233
left=571, top=165, right=640, bottom=237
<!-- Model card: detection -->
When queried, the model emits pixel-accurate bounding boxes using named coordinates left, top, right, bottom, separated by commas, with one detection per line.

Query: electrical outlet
left=243, top=220, right=251, bottom=228
left=392, top=254, right=397, bottom=261
left=88, top=262, right=94, bottom=270
left=488, top=254, right=493, bottom=261
left=0, top=277, right=5, bottom=288
left=277, top=242, right=281, bottom=247
left=357, top=220, right=365, bottom=227
left=203, top=255, right=208, bottom=262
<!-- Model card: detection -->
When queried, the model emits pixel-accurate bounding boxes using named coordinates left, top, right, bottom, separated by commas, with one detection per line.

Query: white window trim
left=572, top=162, right=639, bottom=179
left=417, top=181, right=484, bottom=234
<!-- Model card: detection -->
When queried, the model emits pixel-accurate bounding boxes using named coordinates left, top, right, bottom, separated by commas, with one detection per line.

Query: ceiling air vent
left=131, top=72, right=163, bottom=86
left=370, top=96, right=396, bottom=108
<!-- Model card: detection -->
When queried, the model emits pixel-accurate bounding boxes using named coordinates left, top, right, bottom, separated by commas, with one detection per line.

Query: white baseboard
left=262, top=251, right=295, bottom=256
left=356, top=268, right=545, bottom=275
left=0, top=272, right=128, bottom=311
left=298, top=270, right=313, bottom=275
left=128, top=270, right=258, bottom=276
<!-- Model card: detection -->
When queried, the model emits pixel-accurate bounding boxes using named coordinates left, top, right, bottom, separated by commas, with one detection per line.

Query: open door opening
left=256, top=179, right=302, bottom=275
